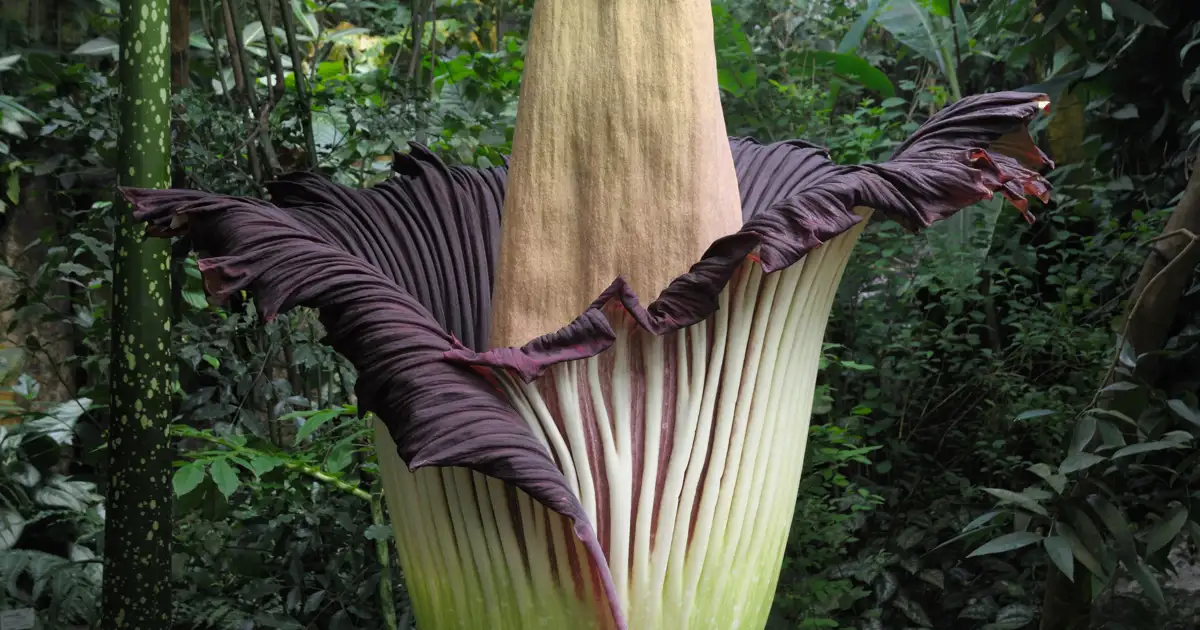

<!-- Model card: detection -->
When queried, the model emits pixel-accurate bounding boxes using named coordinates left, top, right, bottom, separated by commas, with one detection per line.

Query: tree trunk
left=100, top=0, right=175, bottom=626
left=1122, top=159, right=1200, bottom=360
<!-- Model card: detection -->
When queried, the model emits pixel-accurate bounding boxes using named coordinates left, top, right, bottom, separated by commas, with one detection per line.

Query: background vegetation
left=1, top=0, right=1198, bottom=628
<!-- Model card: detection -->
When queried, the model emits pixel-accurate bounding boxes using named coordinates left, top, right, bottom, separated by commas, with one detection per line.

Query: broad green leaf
left=248, top=455, right=283, bottom=478
left=1166, top=399, right=1200, bottom=427
left=1088, top=494, right=1135, bottom=553
left=1055, top=521, right=1104, bottom=578
left=1111, top=440, right=1183, bottom=459
left=189, top=30, right=213, bottom=51
left=182, top=289, right=209, bottom=310
left=790, top=51, right=895, bottom=97
left=173, top=462, right=206, bottom=497
left=1128, top=556, right=1167, bottom=609
left=209, top=458, right=241, bottom=499
left=293, top=408, right=341, bottom=444
left=717, top=68, right=757, bottom=96
left=1069, top=415, right=1097, bottom=453
left=327, top=27, right=371, bottom=43
left=985, top=603, right=1036, bottom=630
left=364, top=524, right=392, bottom=541
left=1106, top=0, right=1165, bottom=27
left=918, top=568, right=944, bottom=590
left=1089, top=405, right=1132, bottom=424
left=838, top=0, right=883, bottom=53
left=243, top=21, right=265, bottom=45
left=6, top=170, right=18, bottom=204
left=1028, top=463, right=1067, bottom=494
left=1145, top=505, right=1187, bottom=556
left=1043, top=535, right=1074, bottom=582
left=0, top=509, right=26, bottom=551
left=1111, top=104, right=1139, bottom=119
left=892, top=594, right=932, bottom=626
left=325, top=435, right=356, bottom=473
left=1059, top=452, right=1106, bottom=474
left=878, top=0, right=951, bottom=73
left=1096, top=420, right=1127, bottom=447
left=983, top=487, right=1049, bottom=517
left=933, top=510, right=1003, bottom=551
left=1164, top=430, right=1194, bottom=443
left=968, top=531, right=1042, bottom=557
left=72, top=37, right=119, bottom=57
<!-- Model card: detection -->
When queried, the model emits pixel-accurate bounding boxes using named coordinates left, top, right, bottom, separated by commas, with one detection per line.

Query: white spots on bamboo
left=106, top=0, right=176, bottom=626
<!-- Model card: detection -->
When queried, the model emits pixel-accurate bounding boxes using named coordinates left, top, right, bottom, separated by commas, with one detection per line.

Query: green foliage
left=0, top=399, right=103, bottom=627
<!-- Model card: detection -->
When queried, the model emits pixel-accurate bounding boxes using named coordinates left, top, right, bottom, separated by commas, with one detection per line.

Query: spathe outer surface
left=124, top=91, right=1052, bottom=629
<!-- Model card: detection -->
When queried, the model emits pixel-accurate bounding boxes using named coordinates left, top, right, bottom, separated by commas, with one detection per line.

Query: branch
left=276, top=0, right=318, bottom=167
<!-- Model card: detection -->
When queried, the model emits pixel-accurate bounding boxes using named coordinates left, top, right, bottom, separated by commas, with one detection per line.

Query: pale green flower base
left=375, top=214, right=868, bottom=629
left=374, top=430, right=614, bottom=629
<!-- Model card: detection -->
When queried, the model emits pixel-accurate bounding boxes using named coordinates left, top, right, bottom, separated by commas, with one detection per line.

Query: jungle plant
left=119, top=0, right=1052, bottom=627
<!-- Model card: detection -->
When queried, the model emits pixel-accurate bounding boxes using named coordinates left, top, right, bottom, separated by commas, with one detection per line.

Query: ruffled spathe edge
left=121, top=90, right=1051, bottom=630
left=445, top=91, right=1052, bottom=382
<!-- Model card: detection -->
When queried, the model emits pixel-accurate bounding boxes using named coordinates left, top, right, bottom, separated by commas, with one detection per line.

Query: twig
left=220, top=0, right=264, bottom=182
left=188, top=431, right=371, bottom=501
left=253, top=0, right=287, bottom=101
left=1086, top=228, right=1199, bottom=413
left=227, top=0, right=282, bottom=175
left=276, top=0, right=318, bottom=167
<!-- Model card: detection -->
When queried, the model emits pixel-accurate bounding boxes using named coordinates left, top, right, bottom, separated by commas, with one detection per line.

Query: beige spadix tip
left=488, top=0, right=744, bottom=349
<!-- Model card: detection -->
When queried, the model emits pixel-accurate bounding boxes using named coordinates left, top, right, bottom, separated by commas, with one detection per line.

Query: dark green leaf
left=1167, top=399, right=1200, bottom=427
left=294, top=409, right=341, bottom=445
left=1043, top=535, right=1074, bottom=582
left=1145, top=505, right=1187, bottom=556
left=918, top=568, right=944, bottom=590
left=1028, top=463, right=1067, bottom=494
left=72, top=37, right=119, bottom=57
left=1128, top=556, right=1167, bottom=609
left=325, top=435, right=356, bottom=473
left=891, top=594, right=932, bottom=626
left=1097, top=420, right=1127, bottom=447
left=968, top=532, right=1043, bottom=557
left=209, top=458, right=240, bottom=500
left=1111, top=440, right=1183, bottom=459
left=0, top=509, right=26, bottom=551
left=1055, top=521, right=1104, bottom=579
left=1059, top=452, right=1106, bottom=475
left=838, top=0, right=883, bottom=53
left=983, top=487, right=1049, bottom=517
left=790, top=51, right=895, bottom=97
left=364, top=524, right=393, bottom=541
left=1070, top=416, right=1096, bottom=454
left=1088, top=494, right=1135, bottom=553
left=1106, top=0, right=1166, bottom=27
left=1111, top=104, right=1139, bottom=119
left=983, top=603, right=1036, bottom=630
left=248, top=455, right=283, bottom=478
left=182, top=290, right=209, bottom=310
left=877, top=0, right=951, bottom=73
left=173, top=462, right=206, bottom=497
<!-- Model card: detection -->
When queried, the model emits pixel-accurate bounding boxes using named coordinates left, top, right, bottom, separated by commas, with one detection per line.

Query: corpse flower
left=123, top=1, right=1051, bottom=628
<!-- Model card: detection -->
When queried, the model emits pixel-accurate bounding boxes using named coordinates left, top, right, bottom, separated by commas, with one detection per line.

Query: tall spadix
left=490, top=0, right=744, bottom=348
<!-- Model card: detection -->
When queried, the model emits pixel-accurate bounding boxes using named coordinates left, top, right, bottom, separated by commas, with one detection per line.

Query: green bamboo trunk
left=100, top=0, right=175, bottom=626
